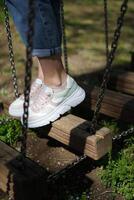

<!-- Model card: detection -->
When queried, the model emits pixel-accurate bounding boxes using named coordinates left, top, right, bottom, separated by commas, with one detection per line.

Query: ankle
left=37, top=76, right=44, bottom=82
left=45, top=72, right=67, bottom=87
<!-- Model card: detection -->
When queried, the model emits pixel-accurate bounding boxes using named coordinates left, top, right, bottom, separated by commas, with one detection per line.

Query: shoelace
left=20, top=81, right=42, bottom=100
left=31, top=87, right=53, bottom=112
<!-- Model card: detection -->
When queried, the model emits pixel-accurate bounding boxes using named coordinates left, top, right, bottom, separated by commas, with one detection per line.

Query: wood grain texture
left=49, top=114, right=112, bottom=160
left=99, top=70, right=134, bottom=95
left=77, top=86, right=134, bottom=122
left=90, top=87, right=134, bottom=121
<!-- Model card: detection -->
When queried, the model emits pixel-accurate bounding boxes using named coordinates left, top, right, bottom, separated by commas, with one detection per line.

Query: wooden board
left=90, top=87, right=134, bottom=121
left=100, top=70, right=134, bottom=95
left=77, top=86, right=134, bottom=122
left=0, top=141, right=47, bottom=200
left=49, top=114, right=112, bottom=160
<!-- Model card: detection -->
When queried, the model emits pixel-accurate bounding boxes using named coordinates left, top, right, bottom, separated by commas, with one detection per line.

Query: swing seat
left=49, top=114, right=112, bottom=160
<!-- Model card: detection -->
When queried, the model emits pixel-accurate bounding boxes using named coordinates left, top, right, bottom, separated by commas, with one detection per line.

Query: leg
left=38, top=56, right=67, bottom=87
left=6, top=0, right=66, bottom=86
left=7, top=0, right=86, bottom=126
left=35, top=0, right=66, bottom=87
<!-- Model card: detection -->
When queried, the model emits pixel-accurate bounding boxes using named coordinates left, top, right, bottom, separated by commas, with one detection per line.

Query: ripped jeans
left=6, top=0, right=62, bottom=57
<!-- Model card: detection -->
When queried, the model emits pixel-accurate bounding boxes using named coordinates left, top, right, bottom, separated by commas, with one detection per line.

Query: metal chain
left=113, top=127, right=134, bottom=141
left=46, top=0, right=129, bottom=181
left=60, top=0, right=69, bottom=73
left=47, top=127, right=134, bottom=182
left=104, top=0, right=109, bottom=63
left=1, top=0, right=35, bottom=161
left=3, top=1, right=20, bottom=98
left=21, top=0, right=35, bottom=158
left=47, top=155, right=87, bottom=182
left=1, top=0, right=131, bottom=186
left=90, top=0, right=128, bottom=134
left=2, top=1, right=35, bottom=200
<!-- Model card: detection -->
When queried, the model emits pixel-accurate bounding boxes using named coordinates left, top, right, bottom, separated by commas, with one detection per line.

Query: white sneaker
left=22, top=75, right=86, bottom=128
left=9, top=79, right=43, bottom=117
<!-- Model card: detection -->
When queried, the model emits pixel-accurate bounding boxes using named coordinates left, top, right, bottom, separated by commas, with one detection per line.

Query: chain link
left=46, top=0, right=129, bottom=181
left=21, top=0, right=35, bottom=159
left=3, top=1, right=35, bottom=199
left=113, top=127, right=134, bottom=141
left=47, top=155, right=87, bottom=182
left=104, top=0, right=109, bottom=63
left=1, top=0, right=131, bottom=188
left=3, top=1, right=20, bottom=98
left=47, top=127, right=134, bottom=182
left=3, top=0, right=35, bottom=158
left=90, top=0, right=128, bottom=134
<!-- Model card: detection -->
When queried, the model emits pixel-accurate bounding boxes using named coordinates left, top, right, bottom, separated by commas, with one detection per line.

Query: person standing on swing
left=6, top=0, right=85, bottom=128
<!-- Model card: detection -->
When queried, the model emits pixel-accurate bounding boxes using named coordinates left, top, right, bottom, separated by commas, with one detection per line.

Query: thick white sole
left=9, top=106, right=23, bottom=117
left=22, top=86, right=86, bottom=128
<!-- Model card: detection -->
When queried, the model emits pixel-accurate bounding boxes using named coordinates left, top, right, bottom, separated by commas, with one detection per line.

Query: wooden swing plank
left=106, top=70, right=134, bottom=95
left=0, top=141, right=47, bottom=200
left=98, top=70, right=134, bottom=95
left=77, top=86, right=134, bottom=122
left=49, top=114, right=112, bottom=160
left=90, top=87, right=134, bottom=121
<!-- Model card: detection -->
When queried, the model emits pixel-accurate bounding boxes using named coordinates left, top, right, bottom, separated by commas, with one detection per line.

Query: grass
left=0, top=1, right=134, bottom=200
left=0, top=115, right=22, bottom=146
left=100, top=137, right=134, bottom=200
left=64, top=0, right=134, bottom=74
left=0, top=116, right=133, bottom=200
left=98, top=119, right=134, bottom=200
left=100, top=120, right=120, bottom=136
left=0, top=0, right=4, bottom=23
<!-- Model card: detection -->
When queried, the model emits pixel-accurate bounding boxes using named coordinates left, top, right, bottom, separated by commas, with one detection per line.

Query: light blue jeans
left=6, top=0, right=62, bottom=57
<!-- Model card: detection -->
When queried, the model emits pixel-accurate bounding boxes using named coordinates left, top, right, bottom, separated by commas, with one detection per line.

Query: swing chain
left=3, top=1, right=35, bottom=199
left=47, top=0, right=129, bottom=181
left=48, top=126, right=134, bottom=182
left=113, top=127, right=134, bottom=141
left=21, top=0, right=35, bottom=159
left=2, top=0, right=132, bottom=186
left=47, top=155, right=87, bottom=182
left=90, top=0, right=128, bottom=134
left=3, top=1, right=20, bottom=98
left=60, top=0, right=69, bottom=73
left=3, top=0, right=35, bottom=159
left=104, top=0, right=109, bottom=62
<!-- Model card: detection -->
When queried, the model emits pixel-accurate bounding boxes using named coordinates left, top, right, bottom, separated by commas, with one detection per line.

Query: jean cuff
left=32, top=47, right=62, bottom=57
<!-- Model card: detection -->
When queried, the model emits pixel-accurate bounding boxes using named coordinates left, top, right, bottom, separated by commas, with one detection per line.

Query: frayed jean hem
left=32, top=47, right=62, bottom=57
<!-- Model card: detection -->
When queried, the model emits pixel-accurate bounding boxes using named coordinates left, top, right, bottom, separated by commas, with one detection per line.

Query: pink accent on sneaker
left=31, top=76, right=68, bottom=112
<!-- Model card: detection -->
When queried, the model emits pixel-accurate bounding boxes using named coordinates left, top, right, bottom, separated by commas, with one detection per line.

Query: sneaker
left=9, top=78, right=43, bottom=117
left=22, top=75, right=86, bottom=128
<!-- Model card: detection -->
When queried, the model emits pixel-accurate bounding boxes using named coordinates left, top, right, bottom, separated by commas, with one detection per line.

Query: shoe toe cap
left=9, top=99, right=23, bottom=117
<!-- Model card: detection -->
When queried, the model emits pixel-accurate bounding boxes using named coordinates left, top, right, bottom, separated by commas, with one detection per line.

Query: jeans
left=6, top=0, right=62, bottom=57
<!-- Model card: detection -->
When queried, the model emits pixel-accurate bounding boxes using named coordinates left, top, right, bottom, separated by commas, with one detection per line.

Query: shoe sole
left=22, top=86, right=86, bottom=128
left=9, top=107, right=23, bottom=117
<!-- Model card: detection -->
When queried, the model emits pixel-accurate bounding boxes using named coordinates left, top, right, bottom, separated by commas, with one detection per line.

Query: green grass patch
left=100, top=120, right=120, bottom=136
left=99, top=120, right=134, bottom=199
left=100, top=137, right=134, bottom=200
left=0, top=0, right=4, bottom=22
left=0, top=115, right=22, bottom=146
left=64, top=0, right=134, bottom=73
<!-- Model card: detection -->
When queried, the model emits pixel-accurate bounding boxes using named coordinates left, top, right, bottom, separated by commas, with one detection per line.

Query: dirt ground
left=0, top=132, right=124, bottom=200
left=1, top=0, right=134, bottom=199
left=25, top=133, right=124, bottom=200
